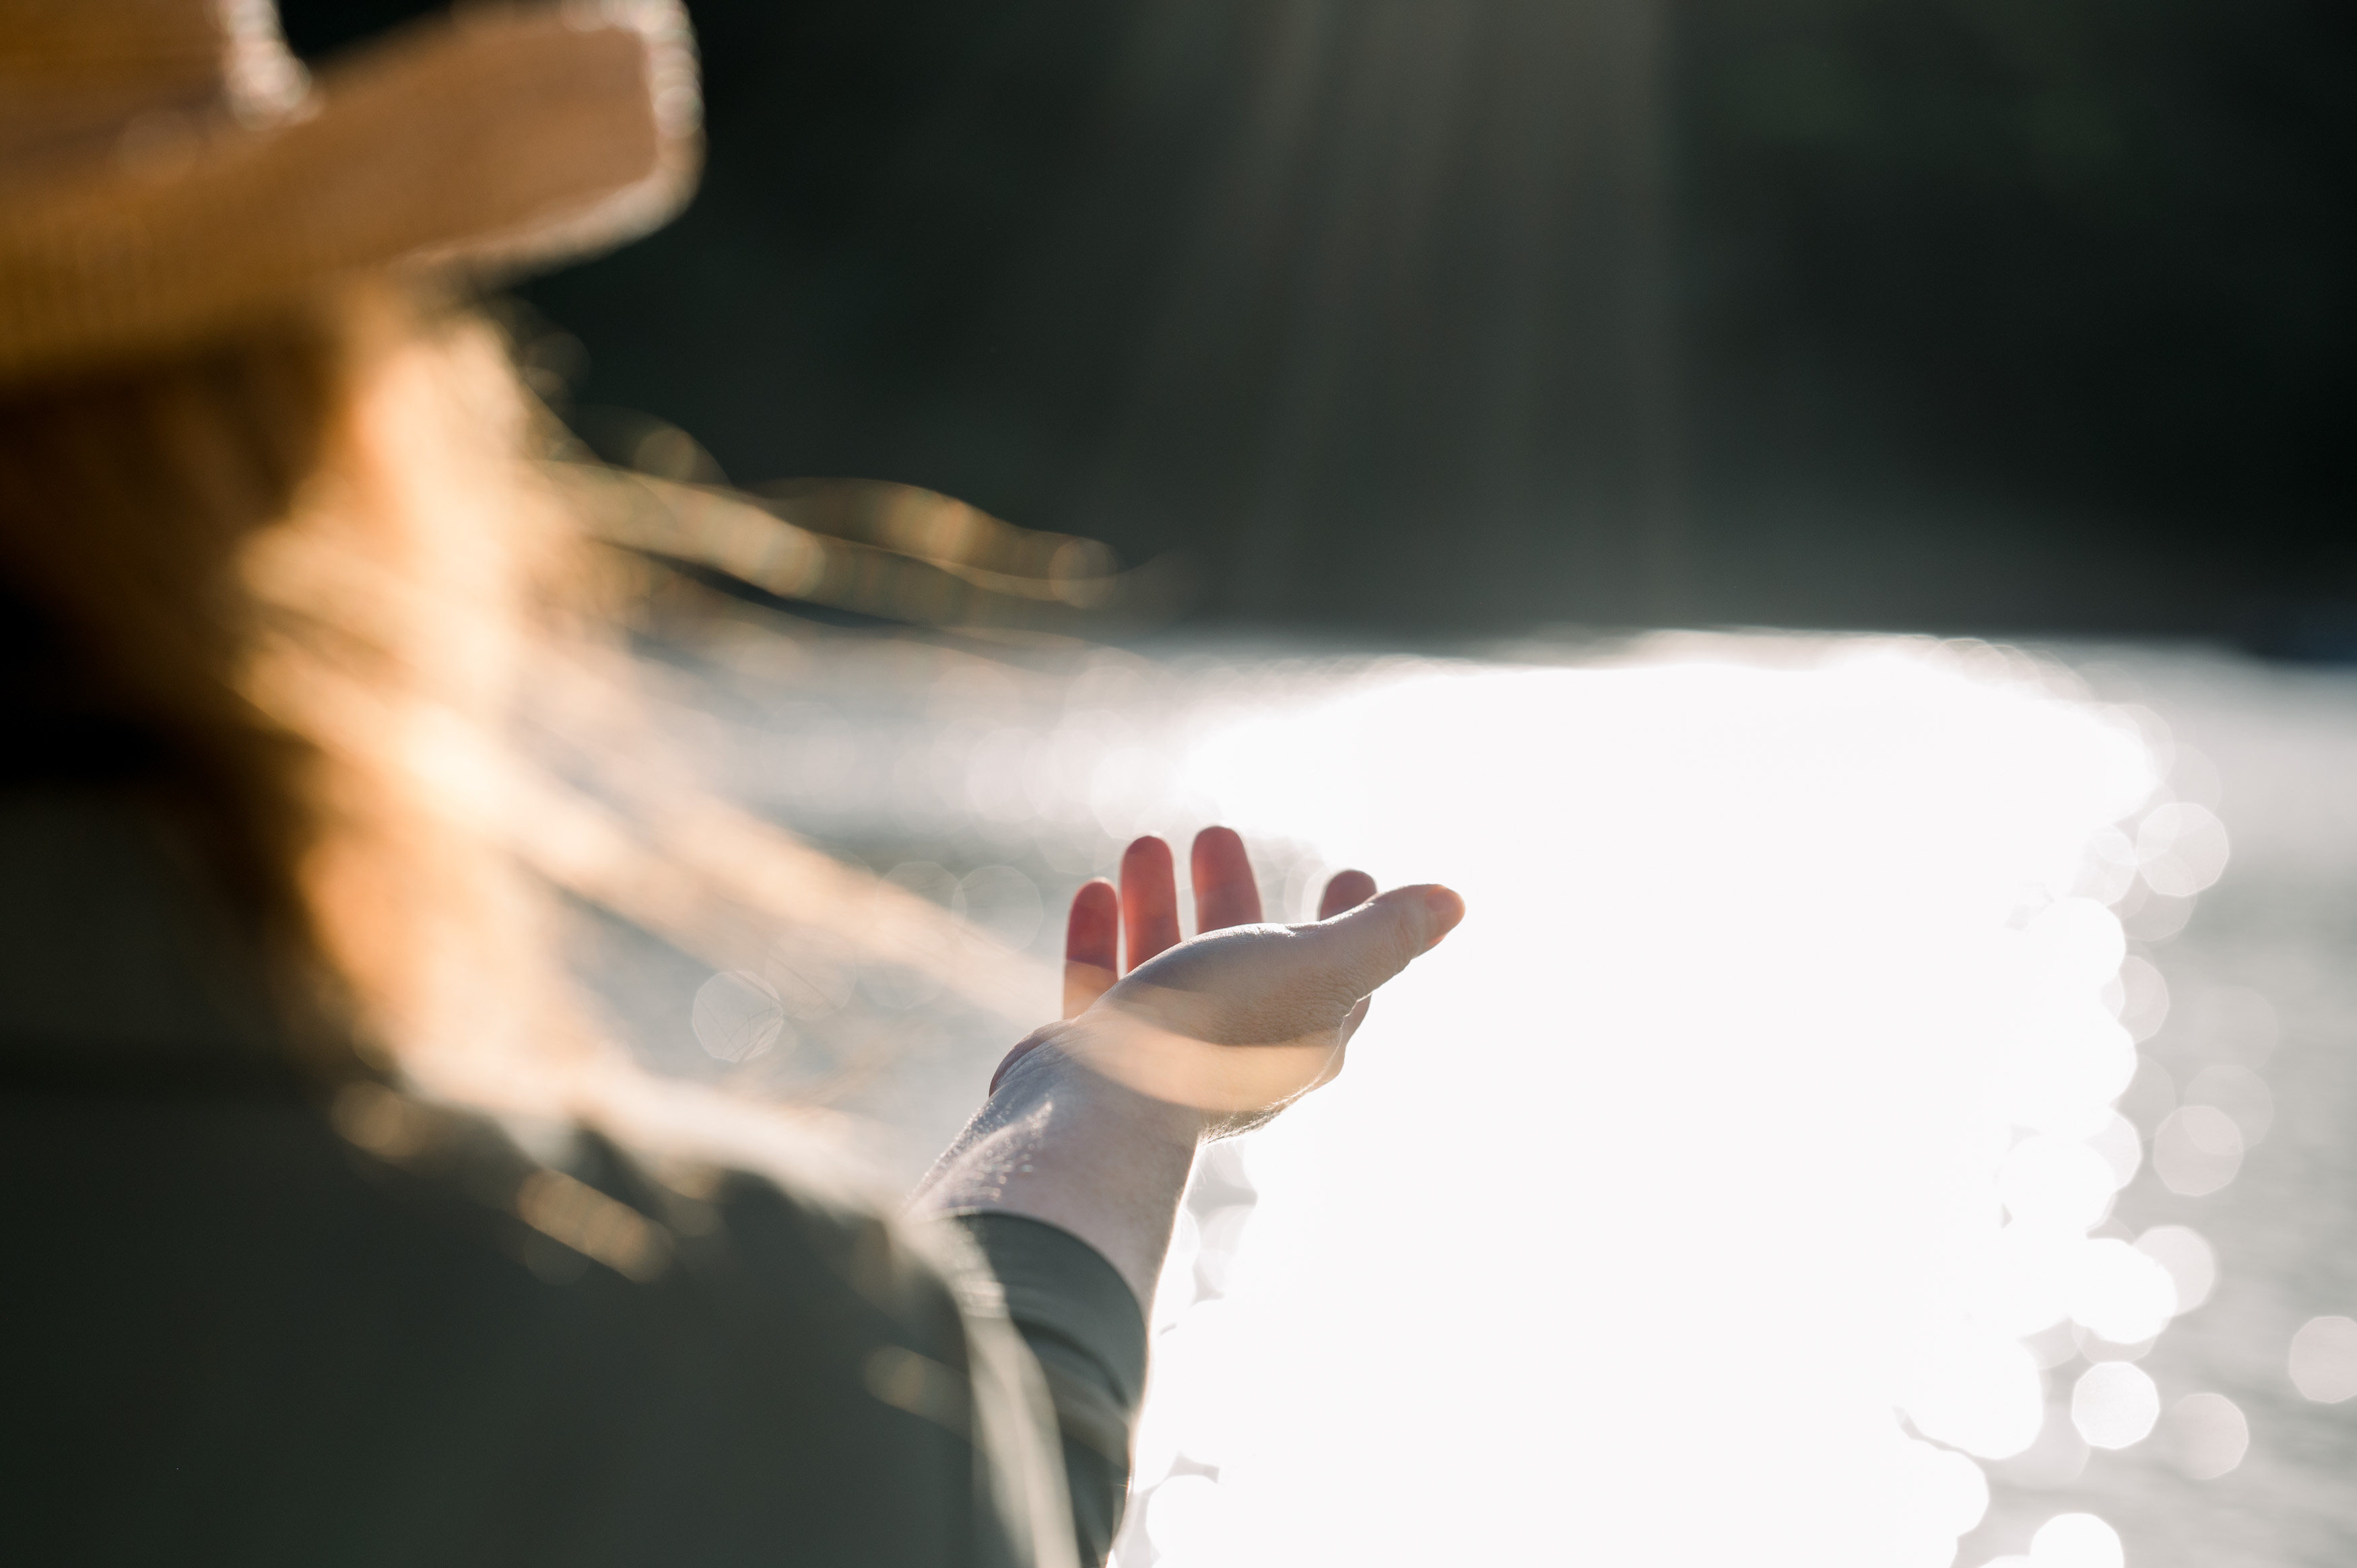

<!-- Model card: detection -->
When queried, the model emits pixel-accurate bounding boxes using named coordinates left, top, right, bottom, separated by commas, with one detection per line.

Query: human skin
left=910, top=827, right=1463, bottom=1305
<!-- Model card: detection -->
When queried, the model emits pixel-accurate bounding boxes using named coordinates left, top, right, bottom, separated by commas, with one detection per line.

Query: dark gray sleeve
left=935, top=1214, right=1148, bottom=1567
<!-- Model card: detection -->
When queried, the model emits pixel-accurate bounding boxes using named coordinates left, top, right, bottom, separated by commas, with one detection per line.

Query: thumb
left=1310, top=883, right=1465, bottom=1002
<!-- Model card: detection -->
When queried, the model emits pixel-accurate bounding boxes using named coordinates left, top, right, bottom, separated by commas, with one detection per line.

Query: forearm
left=910, top=1024, right=1201, bottom=1307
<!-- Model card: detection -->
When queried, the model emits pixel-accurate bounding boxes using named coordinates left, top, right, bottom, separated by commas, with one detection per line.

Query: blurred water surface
left=574, top=614, right=2357, bottom=1567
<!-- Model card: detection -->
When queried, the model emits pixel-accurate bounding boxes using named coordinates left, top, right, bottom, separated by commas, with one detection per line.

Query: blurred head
left=0, top=281, right=574, bottom=1072
left=0, top=0, right=699, bottom=1086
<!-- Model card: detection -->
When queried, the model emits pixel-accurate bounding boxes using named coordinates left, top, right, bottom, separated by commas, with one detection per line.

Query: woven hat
left=0, top=0, right=700, bottom=386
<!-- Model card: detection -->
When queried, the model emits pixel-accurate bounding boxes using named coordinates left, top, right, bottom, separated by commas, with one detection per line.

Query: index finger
left=1063, top=878, right=1119, bottom=1018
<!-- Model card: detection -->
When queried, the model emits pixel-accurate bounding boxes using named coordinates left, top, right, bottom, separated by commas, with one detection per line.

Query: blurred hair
left=0, top=281, right=601, bottom=1089
left=0, top=271, right=1058, bottom=1166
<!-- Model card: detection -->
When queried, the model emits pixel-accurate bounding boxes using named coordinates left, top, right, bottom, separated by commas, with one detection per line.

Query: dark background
left=285, top=0, right=2357, bottom=644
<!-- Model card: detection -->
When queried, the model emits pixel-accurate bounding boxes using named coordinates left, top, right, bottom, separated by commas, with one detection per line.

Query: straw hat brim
left=0, top=3, right=700, bottom=386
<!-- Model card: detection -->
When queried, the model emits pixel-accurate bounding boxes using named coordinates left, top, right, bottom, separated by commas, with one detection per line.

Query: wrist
left=910, top=1021, right=1201, bottom=1305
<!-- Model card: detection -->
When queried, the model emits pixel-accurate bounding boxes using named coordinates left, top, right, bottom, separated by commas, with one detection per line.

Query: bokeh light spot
left=953, top=864, right=1044, bottom=950
left=692, top=969, right=785, bottom=1061
left=2164, top=1392, right=2249, bottom=1479
left=2179, top=1064, right=2273, bottom=1147
left=2069, top=1238, right=2177, bottom=1344
left=2131, top=1225, right=2216, bottom=1316
left=2152, top=1105, right=2243, bottom=1196
left=2028, top=1512, right=2124, bottom=1568
left=2070, top=1361, right=2159, bottom=1450
left=2135, top=803, right=2229, bottom=897
left=2288, top=1315, right=2357, bottom=1403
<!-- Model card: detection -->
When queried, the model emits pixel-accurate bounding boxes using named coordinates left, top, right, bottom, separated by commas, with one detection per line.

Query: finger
left=1191, top=826, right=1263, bottom=932
left=1310, top=883, right=1465, bottom=1002
left=1317, top=868, right=1378, bottom=920
left=1063, top=879, right=1119, bottom=1019
left=1315, top=872, right=1382, bottom=1033
left=1120, top=835, right=1182, bottom=972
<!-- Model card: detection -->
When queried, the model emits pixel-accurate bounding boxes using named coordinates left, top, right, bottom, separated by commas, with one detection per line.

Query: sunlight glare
left=1108, top=638, right=2193, bottom=1567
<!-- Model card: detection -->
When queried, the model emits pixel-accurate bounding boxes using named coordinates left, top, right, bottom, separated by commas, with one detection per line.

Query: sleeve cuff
left=929, top=1211, right=1150, bottom=1564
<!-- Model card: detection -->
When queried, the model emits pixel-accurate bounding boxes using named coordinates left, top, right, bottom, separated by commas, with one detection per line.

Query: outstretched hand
left=990, top=827, right=1461, bottom=1131
left=928, top=827, right=1461, bottom=1303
